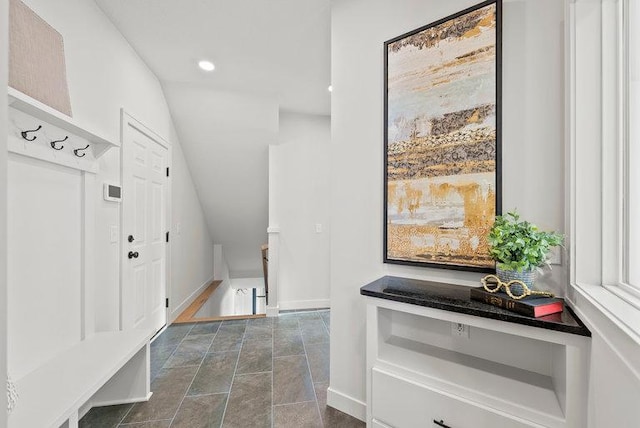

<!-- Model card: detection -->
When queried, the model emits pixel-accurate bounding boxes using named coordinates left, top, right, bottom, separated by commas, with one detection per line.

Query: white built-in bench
left=6, top=90, right=148, bottom=428
left=9, top=330, right=152, bottom=428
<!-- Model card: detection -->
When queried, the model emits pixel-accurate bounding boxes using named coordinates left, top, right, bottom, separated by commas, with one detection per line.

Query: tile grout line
left=115, top=403, right=135, bottom=426
left=271, top=315, right=305, bottom=425
left=155, top=323, right=197, bottom=375
left=299, top=313, right=325, bottom=427
left=118, top=418, right=173, bottom=427
left=174, top=391, right=229, bottom=399
left=219, top=320, right=248, bottom=427
left=273, top=399, right=318, bottom=408
left=165, top=323, right=217, bottom=427
left=319, top=312, right=331, bottom=426
left=229, top=369, right=273, bottom=376
left=115, top=323, right=197, bottom=427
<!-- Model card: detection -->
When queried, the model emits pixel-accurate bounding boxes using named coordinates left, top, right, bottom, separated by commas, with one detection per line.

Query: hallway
left=79, top=311, right=364, bottom=427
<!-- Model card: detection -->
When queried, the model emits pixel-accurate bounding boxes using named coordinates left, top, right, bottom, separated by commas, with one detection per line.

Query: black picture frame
left=383, top=0, right=502, bottom=273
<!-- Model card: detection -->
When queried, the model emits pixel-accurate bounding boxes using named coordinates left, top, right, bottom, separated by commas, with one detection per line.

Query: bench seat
left=9, top=329, right=151, bottom=428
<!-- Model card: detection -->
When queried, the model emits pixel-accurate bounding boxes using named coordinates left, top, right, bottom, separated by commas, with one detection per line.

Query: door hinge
left=166, top=231, right=169, bottom=243
left=165, top=298, right=169, bottom=308
left=166, top=167, right=170, bottom=177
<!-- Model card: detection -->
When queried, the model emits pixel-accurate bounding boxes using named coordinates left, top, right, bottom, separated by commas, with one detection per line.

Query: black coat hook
left=74, top=144, right=90, bottom=157
left=21, top=125, right=42, bottom=141
left=50, top=136, right=68, bottom=151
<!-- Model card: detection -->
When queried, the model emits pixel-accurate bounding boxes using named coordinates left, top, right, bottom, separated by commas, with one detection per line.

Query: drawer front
left=372, top=368, right=536, bottom=428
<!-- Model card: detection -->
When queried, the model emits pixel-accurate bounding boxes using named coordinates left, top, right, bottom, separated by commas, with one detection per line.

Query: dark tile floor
left=80, top=310, right=364, bottom=428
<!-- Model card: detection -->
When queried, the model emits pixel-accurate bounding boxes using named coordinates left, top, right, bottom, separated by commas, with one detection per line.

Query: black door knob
left=128, top=235, right=135, bottom=242
left=128, top=251, right=139, bottom=259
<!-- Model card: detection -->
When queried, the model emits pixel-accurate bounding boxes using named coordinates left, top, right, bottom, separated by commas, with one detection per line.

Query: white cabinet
left=364, top=283, right=591, bottom=428
left=372, top=368, right=535, bottom=428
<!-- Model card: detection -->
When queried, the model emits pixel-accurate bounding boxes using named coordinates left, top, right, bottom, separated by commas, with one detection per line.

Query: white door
left=121, top=118, right=169, bottom=334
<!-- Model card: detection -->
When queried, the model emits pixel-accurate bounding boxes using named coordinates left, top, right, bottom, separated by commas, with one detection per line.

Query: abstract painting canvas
left=384, top=0, right=501, bottom=272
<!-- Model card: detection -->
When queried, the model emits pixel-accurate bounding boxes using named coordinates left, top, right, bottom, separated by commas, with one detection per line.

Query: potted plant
left=487, top=211, right=563, bottom=290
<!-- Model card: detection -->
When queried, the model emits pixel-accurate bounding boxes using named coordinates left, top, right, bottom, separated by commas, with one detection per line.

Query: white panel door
left=122, top=123, right=168, bottom=334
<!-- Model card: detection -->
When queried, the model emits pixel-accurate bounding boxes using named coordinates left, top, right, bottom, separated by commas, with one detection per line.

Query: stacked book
left=470, top=287, right=564, bottom=318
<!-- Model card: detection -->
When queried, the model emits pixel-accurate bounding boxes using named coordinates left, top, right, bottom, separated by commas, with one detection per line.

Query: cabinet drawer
left=372, top=368, right=537, bottom=428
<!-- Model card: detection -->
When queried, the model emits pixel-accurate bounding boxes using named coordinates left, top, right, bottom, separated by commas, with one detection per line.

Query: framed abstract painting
left=384, top=0, right=502, bottom=272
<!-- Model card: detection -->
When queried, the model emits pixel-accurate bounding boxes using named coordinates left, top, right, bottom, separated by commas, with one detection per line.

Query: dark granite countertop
left=361, top=276, right=591, bottom=337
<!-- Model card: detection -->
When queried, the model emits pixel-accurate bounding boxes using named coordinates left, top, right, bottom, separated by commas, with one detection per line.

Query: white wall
left=170, top=141, right=214, bottom=321
left=163, top=83, right=276, bottom=278
left=272, top=112, right=331, bottom=310
left=18, top=0, right=213, bottom=330
left=330, top=0, right=566, bottom=417
left=1, top=0, right=8, bottom=423
left=8, top=158, right=82, bottom=379
left=196, top=251, right=234, bottom=317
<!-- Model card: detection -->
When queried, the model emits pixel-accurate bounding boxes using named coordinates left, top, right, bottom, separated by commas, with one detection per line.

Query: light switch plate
left=109, top=225, right=118, bottom=243
left=315, top=223, right=322, bottom=233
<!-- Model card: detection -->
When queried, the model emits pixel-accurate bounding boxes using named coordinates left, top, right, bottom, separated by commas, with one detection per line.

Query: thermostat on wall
left=103, top=183, right=122, bottom=202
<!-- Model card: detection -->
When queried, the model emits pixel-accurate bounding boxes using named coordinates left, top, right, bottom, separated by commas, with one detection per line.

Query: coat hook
left=50, top=136, right=68, bottom=151
left=21, top=125, right=42, bottom=141
left=74, top=144, right=90, bottom=157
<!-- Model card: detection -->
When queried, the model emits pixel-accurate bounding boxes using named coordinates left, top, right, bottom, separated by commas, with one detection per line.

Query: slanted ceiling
left=163, top=83, right=275, bottom=276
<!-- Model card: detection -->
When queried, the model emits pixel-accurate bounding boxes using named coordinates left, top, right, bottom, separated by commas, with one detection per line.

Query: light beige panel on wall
left=9, top=0, right=72, bottom=116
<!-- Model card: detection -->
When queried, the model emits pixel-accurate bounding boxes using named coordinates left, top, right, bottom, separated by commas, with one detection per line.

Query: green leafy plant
left=487, top=211, right=563, bottom=272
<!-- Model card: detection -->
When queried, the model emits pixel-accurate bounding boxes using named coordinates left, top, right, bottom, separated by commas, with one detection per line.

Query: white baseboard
left=278, top=299, right=330, bottom=311
left=327, top=386, right=366, bottom=422
left=266, top=305, right=280, bottom=317
left=170, top=276, right=215, bottom=322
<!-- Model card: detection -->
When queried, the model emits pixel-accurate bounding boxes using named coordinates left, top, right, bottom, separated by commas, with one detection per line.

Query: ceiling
left=94, top=0, right=331, bottom=115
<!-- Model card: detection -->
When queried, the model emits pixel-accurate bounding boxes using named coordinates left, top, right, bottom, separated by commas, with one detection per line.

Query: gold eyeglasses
left=481, top=275, right=555, bottom=300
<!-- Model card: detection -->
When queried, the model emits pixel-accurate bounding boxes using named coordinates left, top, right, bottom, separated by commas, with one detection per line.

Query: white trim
left=81, top=172, right=96, bottom=340
left=267, top=227, right=280, bottom=316
left=609, top=282, right=640, bottom=307
left=621, top=0, right=632, bottom=286
left=572, top=282, right=640, bottom=345
left=569, top=283, right=640, bottom=380
left=1, top=0, right=9, bottom=421
left=565, top=0, right=577, bottom=287
left=169, top=276, right=215, bottom=323
left=567, top=0, right=640, bottom=341
left=278, top=299, right=330, bottom=311
left=266, top=305, right=280, bottom=317
left=119, top=110, right=172, bottom=332
left=600, top=0, right=624, bottom=287
left=326, top=386, right=366, bottom=422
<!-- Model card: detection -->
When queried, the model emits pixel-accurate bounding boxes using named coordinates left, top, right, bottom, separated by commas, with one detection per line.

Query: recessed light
left=198, top=60, right=215, bottom=71
left=328, top=85, right=333, bottom=92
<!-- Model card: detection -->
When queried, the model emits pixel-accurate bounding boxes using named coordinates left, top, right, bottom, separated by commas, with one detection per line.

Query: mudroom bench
left=9, top=329, right=151, bottom=428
